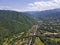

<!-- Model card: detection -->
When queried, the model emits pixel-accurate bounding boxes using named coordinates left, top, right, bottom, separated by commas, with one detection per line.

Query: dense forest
left=0, top=10, right=35, bottom=44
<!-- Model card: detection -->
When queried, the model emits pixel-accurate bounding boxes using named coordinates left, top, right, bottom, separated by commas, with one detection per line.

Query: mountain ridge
left=0, top=10, right=35, bottom=44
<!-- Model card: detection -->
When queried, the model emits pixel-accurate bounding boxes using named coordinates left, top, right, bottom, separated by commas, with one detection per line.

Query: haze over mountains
left=26, top=8, right=60, bottom=20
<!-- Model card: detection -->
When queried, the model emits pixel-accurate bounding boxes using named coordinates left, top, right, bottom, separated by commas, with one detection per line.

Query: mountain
left=26, top=8, right=60, bottom=20
left=0, top=10, right=35, bottom=44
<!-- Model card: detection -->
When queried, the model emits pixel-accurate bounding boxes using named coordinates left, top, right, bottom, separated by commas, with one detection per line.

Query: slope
left=0, top=10, right=35, bottom=44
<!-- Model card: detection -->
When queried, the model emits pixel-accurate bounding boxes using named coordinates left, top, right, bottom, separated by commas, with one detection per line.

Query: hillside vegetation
left=0, top=10, right=35, bottom=44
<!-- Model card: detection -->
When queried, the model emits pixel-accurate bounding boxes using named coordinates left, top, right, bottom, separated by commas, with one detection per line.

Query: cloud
left=0, top=6, right=11, bottom=10
left=0, top=6, right=23, bottom=12
left=0, top=0, right=60, bottom=11
left=27, top=0, right=60, bottom=11
left=38, top=0, right=52, bottom=1
left=54, top=0, right=60, bottom=2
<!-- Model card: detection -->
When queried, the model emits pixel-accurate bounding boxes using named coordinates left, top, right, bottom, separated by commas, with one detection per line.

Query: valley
left=3, top=20, right=60, bottom=45
left=3, top=21, right=45, bottom=45
left=0, top=10, right=60, bottom=45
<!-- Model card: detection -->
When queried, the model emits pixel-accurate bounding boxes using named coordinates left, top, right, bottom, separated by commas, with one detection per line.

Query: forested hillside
left=37, top=12, right=60, bottom=21
left=27, top=9, right=60, bottom=21
left=0, top=10, right=35, bottom=44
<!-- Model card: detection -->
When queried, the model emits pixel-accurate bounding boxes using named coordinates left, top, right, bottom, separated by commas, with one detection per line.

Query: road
left=29, top=37, right=32, bottom=45
left=23, top=24, right=43, bottom=45
left=28, top=25, right=38, bottom=45
left=22, top=24, right=38, bottom=45
left=22, top=20, right=45, bottom=45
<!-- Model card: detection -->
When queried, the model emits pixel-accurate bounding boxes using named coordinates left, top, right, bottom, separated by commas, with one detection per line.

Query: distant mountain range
left=26, top=8, right=60, bottom=20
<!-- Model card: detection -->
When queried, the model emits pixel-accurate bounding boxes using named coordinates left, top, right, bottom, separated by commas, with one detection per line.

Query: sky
left=0, top=0, right=60, bottom=12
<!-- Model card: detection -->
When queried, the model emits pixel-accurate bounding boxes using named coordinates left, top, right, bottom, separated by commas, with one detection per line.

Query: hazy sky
left=0, top=0, right=60, bottom=12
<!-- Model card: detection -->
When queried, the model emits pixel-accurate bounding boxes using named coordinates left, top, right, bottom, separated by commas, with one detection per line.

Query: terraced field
left=34, top=37, right=44, bottom=45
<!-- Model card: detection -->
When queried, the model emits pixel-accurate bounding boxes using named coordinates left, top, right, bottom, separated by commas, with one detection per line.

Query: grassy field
left=50, top=38, right=60, bottom=42
left=34, top=37, right=44, bottom=45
